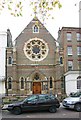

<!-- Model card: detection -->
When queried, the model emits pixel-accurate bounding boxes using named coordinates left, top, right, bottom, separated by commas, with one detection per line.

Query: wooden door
left=33, top=82, right=41, bottom=94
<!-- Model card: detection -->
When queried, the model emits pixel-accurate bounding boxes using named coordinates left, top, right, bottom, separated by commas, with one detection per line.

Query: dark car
left=2, top=94, right=60, bottom=115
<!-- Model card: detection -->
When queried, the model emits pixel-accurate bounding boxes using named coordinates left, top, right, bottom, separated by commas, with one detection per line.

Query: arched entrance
left=33, top=82, right=41, bottom=94
left=28, top=71, right=48, bottom=94
left=32, top=73, right=41, bottom=94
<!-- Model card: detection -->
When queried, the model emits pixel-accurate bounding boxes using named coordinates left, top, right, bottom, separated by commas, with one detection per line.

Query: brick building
left=58, top=27, right=81, bottom=72
left=5, top=18, right=81, bottom=96
left=58, top=27, right=81, bottom=95
left=5, top=17, right=62, bottom=96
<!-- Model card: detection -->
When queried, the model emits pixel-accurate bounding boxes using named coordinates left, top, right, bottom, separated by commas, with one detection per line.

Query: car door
left=37, top=95, right=50, bottom=110
left=22, top=95, right=39, bottom=112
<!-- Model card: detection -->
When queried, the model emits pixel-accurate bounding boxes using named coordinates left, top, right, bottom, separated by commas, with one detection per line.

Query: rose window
left=23, top=38, right=49, bottom=61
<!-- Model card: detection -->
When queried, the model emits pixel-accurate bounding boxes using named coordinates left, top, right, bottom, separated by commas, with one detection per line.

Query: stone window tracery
left=23, top=38, right=49, bottom=61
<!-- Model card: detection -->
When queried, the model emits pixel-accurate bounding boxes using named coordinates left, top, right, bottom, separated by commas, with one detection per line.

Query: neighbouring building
left=0, top=31, right=7, bottom=95
left=0, top=29, right=12, bottom=95
left=58, top=27, right=81, bottom=95
left=79, top=1, right=81, bottom=27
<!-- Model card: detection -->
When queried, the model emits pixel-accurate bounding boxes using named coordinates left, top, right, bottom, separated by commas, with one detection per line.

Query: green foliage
left=30, top=0, right=62, bottom=20
left=0, top=0, right=23, bottom=16
left=0, top=0, right=62, bottom=19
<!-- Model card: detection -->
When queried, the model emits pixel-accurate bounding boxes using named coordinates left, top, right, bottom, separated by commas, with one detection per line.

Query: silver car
left=62, top=92, right=81, bottom=112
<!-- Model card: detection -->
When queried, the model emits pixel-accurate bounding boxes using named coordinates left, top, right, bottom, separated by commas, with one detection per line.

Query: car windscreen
left=23, top=95, right=38, bottom=102
left=70, top=92, right=81, bottom=97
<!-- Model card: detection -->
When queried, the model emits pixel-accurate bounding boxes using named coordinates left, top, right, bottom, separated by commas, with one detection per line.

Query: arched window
left=77, top=76, right=81, bottom=79
left=50, top=77, right=52, bottom=88
left=8, top=77, right=12, bottom=89
left=77, top=76, right=81, bottom=89
left=33, top=25, right=39, bottom=33
left=34, top=73, right=39, bottom=80
left=8, top=57, right=12, bottom=64
left=20, top=77, right=24, bottom=89
left=60, top=57, right=63, bottom=64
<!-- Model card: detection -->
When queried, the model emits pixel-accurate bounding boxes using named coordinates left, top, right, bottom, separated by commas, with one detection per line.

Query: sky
left=0, top=0, right=80, bottom=41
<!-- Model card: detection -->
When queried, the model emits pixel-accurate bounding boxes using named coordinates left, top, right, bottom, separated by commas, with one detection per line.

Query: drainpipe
left=5, top=49, right=8, bottom=96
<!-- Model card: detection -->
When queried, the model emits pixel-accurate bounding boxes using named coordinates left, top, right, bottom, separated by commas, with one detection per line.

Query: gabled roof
left=14, top=16, right=57, bottom=43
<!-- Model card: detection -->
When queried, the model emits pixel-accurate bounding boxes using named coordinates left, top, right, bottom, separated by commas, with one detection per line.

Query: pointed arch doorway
left=32, top=73, right=41, bottom=94
left=33, top=82, right=41, bottom=94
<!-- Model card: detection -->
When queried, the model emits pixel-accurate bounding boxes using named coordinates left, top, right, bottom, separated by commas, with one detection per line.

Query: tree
left=0, top=0, right=23, bottom=16
left=30, top=0, right=62, bottom=21
left=0, top=0, right=62, bottom=20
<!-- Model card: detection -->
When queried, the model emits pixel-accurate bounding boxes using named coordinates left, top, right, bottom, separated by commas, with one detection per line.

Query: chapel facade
left=5, top=17, right=63, bottom=96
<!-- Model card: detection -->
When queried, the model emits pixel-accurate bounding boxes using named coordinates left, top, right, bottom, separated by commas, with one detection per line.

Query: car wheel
left=74, top=104, right=81, bottom=112
left=12, top=107, right=22, bottom=115
left=49, top=106, right=57, bottom=113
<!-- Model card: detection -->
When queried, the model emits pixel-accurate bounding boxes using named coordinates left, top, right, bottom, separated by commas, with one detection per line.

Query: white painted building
left=0, top=31, right=7, bottom=95
left=79, top=1, right=81, bottom=27
left=0, top=29, right=12, bottom=96
left=64, top=71, right=81, bottom=96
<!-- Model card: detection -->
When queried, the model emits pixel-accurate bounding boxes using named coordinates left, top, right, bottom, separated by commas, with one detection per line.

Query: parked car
left=62, top=92, right=81, bottom=112
left=2, top=94, right=60, bottom=115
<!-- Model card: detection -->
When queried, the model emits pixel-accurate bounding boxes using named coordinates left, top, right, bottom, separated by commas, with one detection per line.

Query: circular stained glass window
left=23, top=37, right=49, bottom=61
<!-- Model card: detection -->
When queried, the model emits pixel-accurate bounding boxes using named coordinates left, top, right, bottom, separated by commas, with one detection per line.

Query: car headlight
left=67, top=101, right=75, bottom=104
left=2, top=104, right=8, bottom=109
